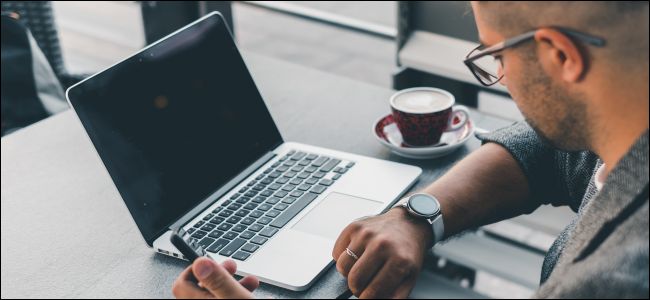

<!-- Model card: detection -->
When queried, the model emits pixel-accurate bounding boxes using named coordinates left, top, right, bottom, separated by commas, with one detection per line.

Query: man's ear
left=534, top=28, right=586, bottom=82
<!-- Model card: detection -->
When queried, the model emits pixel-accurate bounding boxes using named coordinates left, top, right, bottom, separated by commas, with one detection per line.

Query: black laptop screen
left=67, top=13, right=283, bottom=245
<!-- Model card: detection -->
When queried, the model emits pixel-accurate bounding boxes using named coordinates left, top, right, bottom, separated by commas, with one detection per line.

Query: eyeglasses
left=463, top=27, right=606, bottom=86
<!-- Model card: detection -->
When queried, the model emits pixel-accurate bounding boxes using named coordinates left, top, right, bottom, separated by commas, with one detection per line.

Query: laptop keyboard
left=184, top=150, right=355, bottom=261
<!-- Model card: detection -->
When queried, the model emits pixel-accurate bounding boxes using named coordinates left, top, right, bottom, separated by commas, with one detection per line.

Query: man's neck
left=590, top=79, right=649, bottom=176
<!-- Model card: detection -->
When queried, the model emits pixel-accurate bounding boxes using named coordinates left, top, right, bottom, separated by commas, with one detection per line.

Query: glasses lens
left=472, top=55, right=501, bottom=85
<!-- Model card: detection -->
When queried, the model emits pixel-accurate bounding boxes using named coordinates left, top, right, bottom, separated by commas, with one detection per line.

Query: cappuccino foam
left=392, top=90, right=452, bottom=114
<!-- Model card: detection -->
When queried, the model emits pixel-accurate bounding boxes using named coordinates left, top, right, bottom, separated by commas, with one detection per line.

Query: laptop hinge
left=169, top=151, right=277, bottom=231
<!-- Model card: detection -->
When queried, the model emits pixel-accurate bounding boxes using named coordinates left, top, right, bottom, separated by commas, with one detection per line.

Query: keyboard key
left=261, top=178, right=273, bottom=185
left=219, top=238, right=247, bottom=257
left=282, top=184, right=296, bottom=192
left=305, top=166, right=318, bottom=173
left=306, top=154, right=318, bottom=160
left=218, top=210, right=233, bottom=218
left=268, top=172, right=282, bottom=179
left=239, top=187, right=248, bottom=193
left=258, top=204, right=272, bottom=211
left=270, top=192, right=319, bottom=228
left=253, top=184, right=266, bottom=191
left=198, top=237, right=215, bottom=249
left=235, top=197, right=250, bottom=204
left=232, top=251, right=251, bottom=261
left=265, top=210, right=280, bottom=218
left=276, top=177, right=289, bottom=184
left=251, top=197, right=265, bottom=204
left=333, top=174, right=342, bottom=180
left=208, top=231, right=224, bottom=239
left=268, top=183, right=282, bottom=190
left=230, top=193, right=241, bottom=200
left=187, top=228, right=196, bottom=235
left=249, top=224, right=264, bottom=232
left=235, top=210, right=250, bottom=217
left=311, top=185, right=327, bottom=194
left=210, top=216, right=225, bottom=225
left=290, top=190, right=304, bottom=198
left=244, top=203, right=258, bottom=210
left=311, top=156, right=329, bottom=167
left=274, top=203, right=288, bottom=211
left=277, top=165, right=289, bottom=172
left=250, top=211, right=264, bottom=218
left=257, top=217, right=272, bottom=225
left=241, top=243, right=260, bottom=253
left=284, top=171, right=297, bottom=178
left=206, top=238, right=230, bottom=253
left=282, top=197, right=297, bottom=204
left=291, top=166, right=304, bottom=172
left=335, top=167, right=348, bottom=174
left=241, top=217, right=255, bottom=225
left=297, top=160, right=310, bottom=166
left=223, top=232, right=238, bottom=240
left=202, top=214, right=214, bottom=221
left=193, top=221, right=205, bottom=228
left=272, top=161, right=281, bottom=168
left=274, top=191, right=288, bottom=198
left=247, top=180, right=257, bottom=187
left=201, top=223, right=216, bottom=232
left=255, top=174, right=265, bottom=180
left=305, top=177, right=319, bottom=185
left=192, top=230, right=207, bottom=239
left=227, top=203, right=242, bottom=211
left=217, top=223, right=232, bottom=231
left=319, top=179, right=334, bottom=186
left=283, top=160, right=296, bottom=167
left=260, top=227, right=279, bottom=238
left=226, top=216, right=242, bottom=224
left=232, top=224, right=247, bottom=233
left=240, top=231, right=255, bottom=240
left=212, top=206, right=223, bottom=214
left=251, top=236, right=268, bottom=245
left=297, top=184, right=311, bottom=191
left=291, top=151, right=306, bottom=161
left=266, top=197, right=280, bottom=205
left=346, top=162, right=355, bottom=168
left=290, top=178, right=303, bottom=185
left=297, top=172, right=310, bottom=179
left=263, top=167, right=273, bottom=174
left=260, top=190, right=273, bottom=197
left=244, top=191, right=257, bottom=197
left=320, top=159, right=341, bottom=172
left=313, top=172, right=326, bottom=179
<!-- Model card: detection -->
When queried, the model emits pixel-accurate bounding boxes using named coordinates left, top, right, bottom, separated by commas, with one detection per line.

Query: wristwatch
left=395, top=193, right=444, bottom=246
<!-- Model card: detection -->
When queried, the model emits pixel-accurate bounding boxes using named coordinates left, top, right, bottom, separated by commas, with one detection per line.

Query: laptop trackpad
left=292, top=192, right=382, bottom=240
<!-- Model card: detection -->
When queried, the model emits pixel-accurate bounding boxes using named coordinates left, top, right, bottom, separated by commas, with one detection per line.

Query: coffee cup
left=389, top=87, right=469, bottom=147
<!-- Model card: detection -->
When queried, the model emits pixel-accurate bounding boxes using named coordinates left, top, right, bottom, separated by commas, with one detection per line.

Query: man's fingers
left=391, top=275, right=418, bottom=299
left=335, top=240, right=365, bottom=278
left=358, top=260, right=410, bottom=299
left=192, top=257, right=254, bottom=299
left=347, top=246, right=385, bottom=297
left=239, top=275, right=260, bottom=292
left=221, top=259, right=237, bottom=275
left=172, top=267, right=214, bottom=299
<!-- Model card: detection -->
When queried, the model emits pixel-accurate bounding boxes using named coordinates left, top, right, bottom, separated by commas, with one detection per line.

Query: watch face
left=409, top=194, right=440, bottom=216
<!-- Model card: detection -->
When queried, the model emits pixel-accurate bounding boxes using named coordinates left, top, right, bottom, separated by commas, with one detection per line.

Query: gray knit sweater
left=477, top=121, right=648, bottom=298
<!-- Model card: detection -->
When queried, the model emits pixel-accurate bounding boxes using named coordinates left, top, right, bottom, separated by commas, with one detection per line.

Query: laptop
left=66, top=12, right=421, bottom=291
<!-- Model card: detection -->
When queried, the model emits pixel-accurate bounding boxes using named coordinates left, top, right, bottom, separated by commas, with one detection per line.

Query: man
left=172, top=1, right=649, bottom=298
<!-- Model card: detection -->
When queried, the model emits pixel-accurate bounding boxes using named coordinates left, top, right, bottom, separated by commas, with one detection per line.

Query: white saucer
left=373, top=114, right=474, bottom=159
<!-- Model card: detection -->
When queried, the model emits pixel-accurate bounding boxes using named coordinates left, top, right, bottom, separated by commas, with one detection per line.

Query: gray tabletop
left=1, top=52, right=511, bottom=298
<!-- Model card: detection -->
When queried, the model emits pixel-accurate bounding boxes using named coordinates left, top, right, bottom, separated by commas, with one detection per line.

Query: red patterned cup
left=390, top=87, right=469, bottom=147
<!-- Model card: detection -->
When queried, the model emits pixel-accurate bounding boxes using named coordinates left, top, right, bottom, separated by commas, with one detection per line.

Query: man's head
left=471, top=1, right=649, bottom=151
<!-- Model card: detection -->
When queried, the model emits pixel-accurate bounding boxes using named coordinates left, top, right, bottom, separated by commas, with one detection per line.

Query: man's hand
left=332, top=207, right=433, bottom=298
left=172, top=257, right=258, bottom=299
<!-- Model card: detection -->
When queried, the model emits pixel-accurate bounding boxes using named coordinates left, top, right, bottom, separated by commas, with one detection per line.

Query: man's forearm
left=422, top=143, right=535, bottom=239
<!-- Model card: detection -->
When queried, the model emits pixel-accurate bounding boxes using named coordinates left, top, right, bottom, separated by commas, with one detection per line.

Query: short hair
left=477, top=1, right=649, bottom=70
